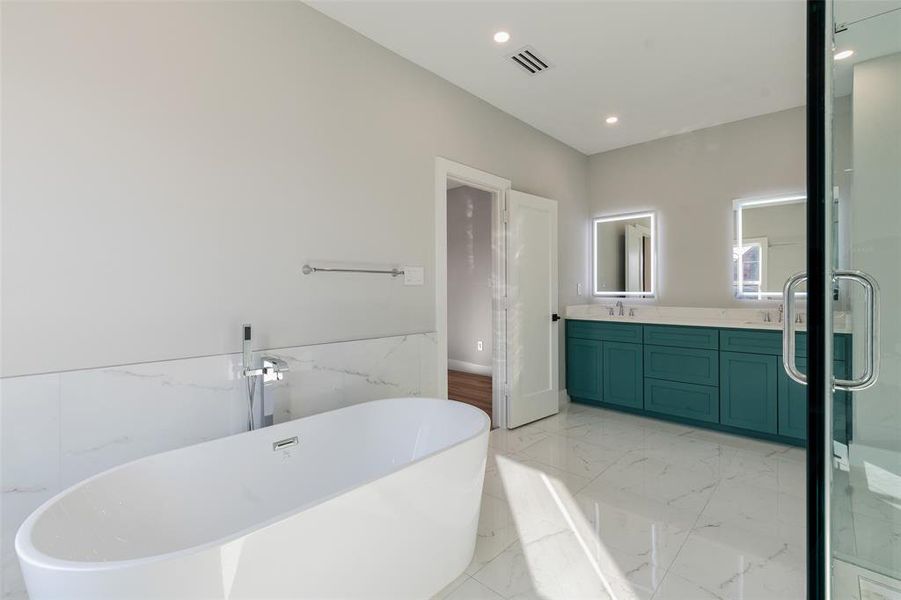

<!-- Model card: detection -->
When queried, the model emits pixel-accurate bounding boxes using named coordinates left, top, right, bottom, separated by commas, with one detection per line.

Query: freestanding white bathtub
left=16, top=397, right=490, bottom=599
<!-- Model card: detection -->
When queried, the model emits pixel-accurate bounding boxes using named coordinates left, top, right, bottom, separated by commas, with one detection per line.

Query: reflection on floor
left=448, top=370, right=493, bottom=428
left=433, top=402, right=807, bottom=600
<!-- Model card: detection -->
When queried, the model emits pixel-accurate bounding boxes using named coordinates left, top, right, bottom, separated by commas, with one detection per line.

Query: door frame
left=435, top=157, right=511, bottom=428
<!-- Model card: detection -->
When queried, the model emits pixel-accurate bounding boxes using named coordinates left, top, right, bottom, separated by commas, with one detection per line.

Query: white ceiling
left=308, top=1, right=807, bottom=155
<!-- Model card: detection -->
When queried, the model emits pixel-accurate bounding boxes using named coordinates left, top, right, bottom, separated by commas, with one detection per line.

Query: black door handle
left=551, top=313, right=561, bottom=322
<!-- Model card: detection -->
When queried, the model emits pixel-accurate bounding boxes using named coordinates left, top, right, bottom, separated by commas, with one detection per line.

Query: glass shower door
left=827, top=2, right=901, bottom=597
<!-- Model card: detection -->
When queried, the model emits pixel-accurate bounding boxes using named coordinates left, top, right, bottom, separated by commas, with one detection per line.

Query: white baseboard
left=448, top=359, right=492, bottom=376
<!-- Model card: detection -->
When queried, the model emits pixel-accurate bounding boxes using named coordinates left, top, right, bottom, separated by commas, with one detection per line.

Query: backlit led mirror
left=593, top=212, right=655, bottom=297
left=733, top=195, right=806, bottom=299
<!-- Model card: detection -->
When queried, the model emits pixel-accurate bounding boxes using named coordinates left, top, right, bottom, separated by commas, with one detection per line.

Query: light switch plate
left=403, top=266, right=424, bottom=286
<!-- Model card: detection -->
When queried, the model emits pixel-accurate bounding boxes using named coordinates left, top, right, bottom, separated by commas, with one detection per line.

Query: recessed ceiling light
left=834, top=49, right=854, bottom=60
left=605, top=116, right=619, bottom=125
left=493, top=31, right=510, bottom=44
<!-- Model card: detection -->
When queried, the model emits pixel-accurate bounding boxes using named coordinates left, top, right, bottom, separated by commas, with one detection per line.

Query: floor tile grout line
left=468, top=537, right=521, bottom=597
left=435, top=574, right=472, bottom=599
left=649, top=475, right=725, bottom=599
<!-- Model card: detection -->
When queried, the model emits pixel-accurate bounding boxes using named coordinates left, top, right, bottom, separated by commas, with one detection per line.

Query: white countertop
left=565, top=305, right=852, bottom=334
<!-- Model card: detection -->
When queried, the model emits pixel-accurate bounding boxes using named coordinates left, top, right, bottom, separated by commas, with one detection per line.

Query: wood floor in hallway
left=447, top=369, right=493, bottom=428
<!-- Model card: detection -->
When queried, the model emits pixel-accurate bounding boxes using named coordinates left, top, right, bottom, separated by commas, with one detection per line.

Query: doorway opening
left=435, top=158, right=560, bottom=431
left=435, top=158, right=510, bottom=429
left=446, top=182, right=496, bottom=426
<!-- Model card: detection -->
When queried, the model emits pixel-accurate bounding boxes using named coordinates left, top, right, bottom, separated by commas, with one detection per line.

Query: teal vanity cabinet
left=566, top=338, right=602, bottom=401
left=719, top=351, right=779, bottom=434
left=778, top=360, right=808, bottom=441
left=642, top=325, right=719, bottom=423
left=602, top=342, right=644, bottom=409
left=777, top=356, right=851, bottom=444
left=720, top=328, right=851, bottom=443
left=566, top=318, right=852, bottom=447
left=565, top=321, right=643, bottom=409
left=644, top=378, right=719, bottom=424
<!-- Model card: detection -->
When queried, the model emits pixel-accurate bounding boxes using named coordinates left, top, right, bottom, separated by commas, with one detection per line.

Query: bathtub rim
left=15, top=397, right=490, bottom=573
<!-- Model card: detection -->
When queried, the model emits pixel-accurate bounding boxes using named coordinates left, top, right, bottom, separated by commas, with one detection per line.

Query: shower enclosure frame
left=805, top=2, right=831, bottom=598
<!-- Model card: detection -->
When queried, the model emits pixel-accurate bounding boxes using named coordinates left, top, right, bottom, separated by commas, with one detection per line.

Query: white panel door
left=506, top=190, right=559, bottom=428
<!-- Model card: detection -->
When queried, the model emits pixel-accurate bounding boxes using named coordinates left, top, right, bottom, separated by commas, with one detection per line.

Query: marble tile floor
left=434, top=402, right=808, bottom=600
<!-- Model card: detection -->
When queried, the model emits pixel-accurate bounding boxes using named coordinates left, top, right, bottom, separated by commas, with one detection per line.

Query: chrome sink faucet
left=615, top=301, right=625, bottom=316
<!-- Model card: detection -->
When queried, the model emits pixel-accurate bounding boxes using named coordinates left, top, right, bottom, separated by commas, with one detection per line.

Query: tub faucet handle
left=261, top=356, right=289, bottom=382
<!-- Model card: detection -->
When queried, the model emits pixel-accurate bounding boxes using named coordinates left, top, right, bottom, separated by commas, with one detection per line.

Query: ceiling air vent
left=508, top=46, right=552, bottom=76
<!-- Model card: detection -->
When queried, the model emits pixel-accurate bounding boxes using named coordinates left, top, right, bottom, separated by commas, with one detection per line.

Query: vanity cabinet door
left=778, top=357, right=808, bottom=441
left=720, top=351, right=778, bottom=434
left=778, top=358, right=850, bottom=444
left=602, top=342, right=643, bottom=409
left=566, top=338, right=602, bottom=402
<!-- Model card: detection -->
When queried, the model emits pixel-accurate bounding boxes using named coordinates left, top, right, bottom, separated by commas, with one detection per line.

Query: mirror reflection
left=593, top=213, right=655, bottom=297
left=733, top=196, right=806, bottom=299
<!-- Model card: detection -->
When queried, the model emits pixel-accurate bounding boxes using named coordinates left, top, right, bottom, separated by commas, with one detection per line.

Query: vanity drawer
left=642, top=325, right=718, bottom=350
left=566, top=320, right=642, bottom=343
left=644, top=345, right=719, bottom=386
left=644, top=379, right=719, bottom=424
left=720, top=330, right=848, bottom=362
left=720, top=329, right=784, bottom=356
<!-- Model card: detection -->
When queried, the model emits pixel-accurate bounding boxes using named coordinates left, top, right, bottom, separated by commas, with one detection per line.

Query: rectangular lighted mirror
left=733, top=195, right=806, bottom=299
left=593, top=212, right=655, bottom=297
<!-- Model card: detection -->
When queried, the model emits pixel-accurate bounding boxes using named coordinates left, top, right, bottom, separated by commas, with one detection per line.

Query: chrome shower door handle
left=833, top=270, right=880, bottom=392
left=782, top=272, right=809, bottom=385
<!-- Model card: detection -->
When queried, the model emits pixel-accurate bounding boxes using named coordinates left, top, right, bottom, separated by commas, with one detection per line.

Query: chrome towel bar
left=302, top=264, right=404, bottom=277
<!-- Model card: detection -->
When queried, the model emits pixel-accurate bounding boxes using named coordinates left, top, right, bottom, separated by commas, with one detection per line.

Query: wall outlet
left=477, top=340, right=483, bottom=352
left=403, top=266, right=424, bottom=286
left=577, top=282, right=583, bottom=296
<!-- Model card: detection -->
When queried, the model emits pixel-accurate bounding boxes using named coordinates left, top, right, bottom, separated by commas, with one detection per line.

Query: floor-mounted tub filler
left=16, top=398, right=490, bottom=599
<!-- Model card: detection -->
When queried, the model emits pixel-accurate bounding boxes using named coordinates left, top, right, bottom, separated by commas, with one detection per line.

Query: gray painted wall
left=587, top=107, right=807, bottom=307
left=446, top=186, right=493, bottom=371
left=1, top=1, right=589, bottom=377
